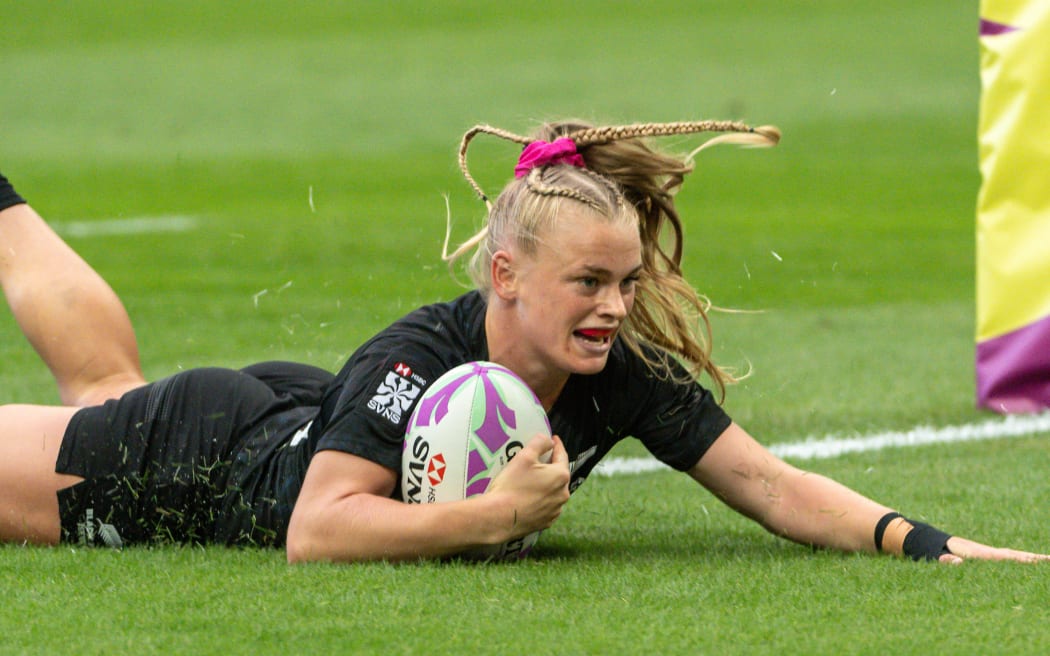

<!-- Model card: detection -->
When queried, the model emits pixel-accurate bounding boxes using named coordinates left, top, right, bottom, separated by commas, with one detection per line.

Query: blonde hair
left=449, top=119, right=780, bottom=398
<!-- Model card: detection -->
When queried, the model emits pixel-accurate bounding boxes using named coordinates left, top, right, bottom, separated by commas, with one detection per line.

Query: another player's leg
left=0, top=175, right=146, bottom=406
left=0, top=404, right=82, bottom=544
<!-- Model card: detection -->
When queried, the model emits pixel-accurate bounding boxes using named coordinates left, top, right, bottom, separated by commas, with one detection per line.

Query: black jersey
left=288, top=290, right=731, bottom=501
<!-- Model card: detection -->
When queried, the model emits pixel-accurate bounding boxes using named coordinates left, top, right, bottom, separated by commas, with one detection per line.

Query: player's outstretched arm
left=688, top=423, right=1049, bottom=564
left=286, top=434, right=569, bottom=563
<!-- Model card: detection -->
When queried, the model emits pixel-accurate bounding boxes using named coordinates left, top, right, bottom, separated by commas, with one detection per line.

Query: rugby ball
left=401, top=361, right=552, bottom=560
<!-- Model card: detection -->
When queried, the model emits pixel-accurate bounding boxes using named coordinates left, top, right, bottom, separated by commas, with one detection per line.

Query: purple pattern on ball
left=407, top=370, right=475, bottom=431
left=466, top=449, right=487, bottom=483
left=465, top=477, right=491, bottom=496
left=474, top=367, right=518, bottom=453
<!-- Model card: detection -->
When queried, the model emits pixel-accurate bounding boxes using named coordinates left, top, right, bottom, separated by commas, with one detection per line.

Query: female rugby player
left=0, top=120, right=1045, bottom=564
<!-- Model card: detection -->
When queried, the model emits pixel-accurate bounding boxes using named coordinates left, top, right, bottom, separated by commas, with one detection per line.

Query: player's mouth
left=573, top=327, right=615, bottom=346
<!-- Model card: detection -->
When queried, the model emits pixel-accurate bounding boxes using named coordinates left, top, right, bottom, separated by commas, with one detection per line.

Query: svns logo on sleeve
left=367, top=363, right=423, bottom=424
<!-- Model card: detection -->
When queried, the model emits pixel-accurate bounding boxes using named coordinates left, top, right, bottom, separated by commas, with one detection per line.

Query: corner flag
left=976, top=2, right=1050, bottom=412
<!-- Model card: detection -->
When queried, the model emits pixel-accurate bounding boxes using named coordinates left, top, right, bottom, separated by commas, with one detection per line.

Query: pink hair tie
left=514, top=138, right=586, bottom=178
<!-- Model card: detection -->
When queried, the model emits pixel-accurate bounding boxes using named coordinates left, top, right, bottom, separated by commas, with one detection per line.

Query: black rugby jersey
left=235, top=290, right=731, bottom=543
left=312, top=291, right=728, bottom=492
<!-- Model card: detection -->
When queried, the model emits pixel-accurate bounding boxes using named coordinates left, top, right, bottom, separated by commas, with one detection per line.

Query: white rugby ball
left=401, top=361, right=552, bottom=560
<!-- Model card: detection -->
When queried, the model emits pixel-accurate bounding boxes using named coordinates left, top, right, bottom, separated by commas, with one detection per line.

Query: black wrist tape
left=874, top=511, right=903, bottom=552
left=0, top=172, right=27, bottom=212
left=901, top=520, right=953, bottom=562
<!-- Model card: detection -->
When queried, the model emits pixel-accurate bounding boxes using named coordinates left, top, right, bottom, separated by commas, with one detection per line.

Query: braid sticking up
left=449, top=119, right=780, bottom=398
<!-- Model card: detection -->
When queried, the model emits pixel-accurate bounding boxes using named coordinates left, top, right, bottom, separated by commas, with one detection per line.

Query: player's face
left=508, top=207, right=643, bottom=379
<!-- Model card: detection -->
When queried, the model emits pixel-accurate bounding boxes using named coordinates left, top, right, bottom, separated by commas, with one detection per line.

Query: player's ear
left=490, top=250, right=518, bottom=300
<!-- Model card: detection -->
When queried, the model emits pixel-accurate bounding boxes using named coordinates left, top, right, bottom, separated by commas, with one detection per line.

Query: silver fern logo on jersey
left=368, top=367, right=422, bottom=424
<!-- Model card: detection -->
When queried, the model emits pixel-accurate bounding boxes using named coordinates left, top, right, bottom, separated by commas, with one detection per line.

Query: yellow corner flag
left=976, top=2, right=1050, bottom=412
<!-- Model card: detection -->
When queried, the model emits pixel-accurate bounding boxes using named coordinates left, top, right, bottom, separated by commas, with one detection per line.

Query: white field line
left=52, top=215, right=198, bottom=238
left=592, top=413, right=1050, bottom=477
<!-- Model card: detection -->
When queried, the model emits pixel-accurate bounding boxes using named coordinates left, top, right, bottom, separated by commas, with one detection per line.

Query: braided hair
left=449, top=119, right=780, bottom=398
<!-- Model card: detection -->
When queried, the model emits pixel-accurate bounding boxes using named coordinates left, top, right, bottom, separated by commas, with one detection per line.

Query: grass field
left=2, top=1, right=1048, bottom=654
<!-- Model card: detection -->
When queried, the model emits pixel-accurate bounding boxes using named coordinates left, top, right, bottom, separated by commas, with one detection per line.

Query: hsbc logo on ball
left=427, top=454, right=446, bottom=485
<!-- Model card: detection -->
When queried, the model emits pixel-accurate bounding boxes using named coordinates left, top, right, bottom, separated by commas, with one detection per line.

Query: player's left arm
left=688, top=422, right=1050, bottom=563
left=688, top=422, right=889, bottom=553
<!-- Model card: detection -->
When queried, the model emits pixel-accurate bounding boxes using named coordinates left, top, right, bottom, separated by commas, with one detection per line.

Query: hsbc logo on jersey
left=394, top=361, right=427, bottom=387
left=367, top=368, right=422, bottom=424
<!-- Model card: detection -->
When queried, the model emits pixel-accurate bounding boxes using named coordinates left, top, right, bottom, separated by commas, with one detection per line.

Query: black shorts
left=55, top=362, right=331, bottom=547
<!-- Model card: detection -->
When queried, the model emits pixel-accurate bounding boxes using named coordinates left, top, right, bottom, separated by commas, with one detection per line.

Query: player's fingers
left=945, top=537, right=1050, bottom=563
left=520, top=433, right=554, bottom=461
left=549, top=435, right=569, bottom=468
left=988, top=548, right=1050, bottom=563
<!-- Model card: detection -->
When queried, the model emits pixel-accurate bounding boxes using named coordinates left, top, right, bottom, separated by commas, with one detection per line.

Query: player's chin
left=565, top=349, right=612, bottom=375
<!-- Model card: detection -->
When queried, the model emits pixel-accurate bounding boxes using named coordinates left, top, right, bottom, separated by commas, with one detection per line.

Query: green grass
left=3, top=437, right=1048, bottom=655
left=2, top=1, right=1048, bottom=654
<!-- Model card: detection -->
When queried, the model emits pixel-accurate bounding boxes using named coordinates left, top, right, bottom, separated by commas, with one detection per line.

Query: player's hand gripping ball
left=401, top=361, right=552, bottom=560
